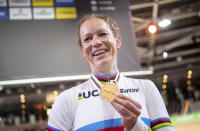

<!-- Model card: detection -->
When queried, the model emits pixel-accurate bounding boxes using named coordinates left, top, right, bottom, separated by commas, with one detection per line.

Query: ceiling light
left=147, top=24, right=158, bottom=34
left=158, top=19, right=171, bottom=28
left=163, top=51, right=168, bottom=59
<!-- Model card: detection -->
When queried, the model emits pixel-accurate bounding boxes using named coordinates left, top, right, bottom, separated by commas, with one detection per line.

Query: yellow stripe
left=100, top=81, right=106, bottom=85
left=152, top=123, right=173, bottom=130
left=148, top=127, right=152, bottom=131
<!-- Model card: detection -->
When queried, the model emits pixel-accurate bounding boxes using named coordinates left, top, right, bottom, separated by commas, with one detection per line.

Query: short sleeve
left=144, top=80, right=174, bottom=131
left=47, top=88, right=77, bottom=131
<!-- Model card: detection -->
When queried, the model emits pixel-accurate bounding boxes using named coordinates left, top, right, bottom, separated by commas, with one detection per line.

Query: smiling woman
left=47, top=14, right=174, bottom=131
left=79, top=14, right=121, bottom=75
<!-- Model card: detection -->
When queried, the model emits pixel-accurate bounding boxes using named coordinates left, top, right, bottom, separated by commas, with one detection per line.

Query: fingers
left=111, top=94, right=141, bottom=116
left=116, top=94, right=142, bottom=109
left=111, top=98, right=136, bottom=117
left=110, top=94, right=142, bottom=129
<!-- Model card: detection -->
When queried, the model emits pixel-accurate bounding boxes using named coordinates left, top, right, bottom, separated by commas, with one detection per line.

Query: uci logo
left=78, top=90, right=99, bottom=100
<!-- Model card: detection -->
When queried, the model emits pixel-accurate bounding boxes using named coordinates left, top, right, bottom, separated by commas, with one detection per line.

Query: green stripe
left=78, top=97, right=82, bottom=100
left=153, top=125, right=173, bottom=131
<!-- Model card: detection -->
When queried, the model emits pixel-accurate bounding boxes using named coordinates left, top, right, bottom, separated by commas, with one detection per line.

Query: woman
left=47, top=14, right=174, bottom=131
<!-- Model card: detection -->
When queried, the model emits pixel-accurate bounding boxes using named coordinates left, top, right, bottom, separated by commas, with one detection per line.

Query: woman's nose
left=92, top=36, right=102, bottom=47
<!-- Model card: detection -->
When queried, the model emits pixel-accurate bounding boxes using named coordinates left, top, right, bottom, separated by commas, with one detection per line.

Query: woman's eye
left=84, top=37, right=92, bottom=42
left=99, top=33, right=107, bottom=37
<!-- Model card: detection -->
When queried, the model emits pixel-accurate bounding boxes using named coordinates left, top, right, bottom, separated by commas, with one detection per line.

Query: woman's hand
left=110, top=94, right=142, bottom=131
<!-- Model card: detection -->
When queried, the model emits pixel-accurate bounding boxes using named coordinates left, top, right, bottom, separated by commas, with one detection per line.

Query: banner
left=54, top=0, right=75, bottom=6
left=33, top=7, right=55, bottom=20
left=9, top=0, right=31, bottom=7
left=0, top=8, right=8, bottom=19
left=32, top=0, right=53, bottom=7
left=9, top=8, right=32, bottom=20
left=55, top=7, right=77, bottom=19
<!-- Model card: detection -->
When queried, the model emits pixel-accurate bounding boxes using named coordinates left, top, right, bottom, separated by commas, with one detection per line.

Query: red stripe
left=95, top=73, right=117, bottom=81
left=97, top=126, right=124, bottom=131
left=46, top=127, right=56, bottom=131
left=151, top=119, right=170, bottom=126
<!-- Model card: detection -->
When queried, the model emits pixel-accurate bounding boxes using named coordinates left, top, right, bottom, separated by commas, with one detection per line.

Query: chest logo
left=78, top=90, right=99, bottom=100
left=120, top=88, right=139, bottom=93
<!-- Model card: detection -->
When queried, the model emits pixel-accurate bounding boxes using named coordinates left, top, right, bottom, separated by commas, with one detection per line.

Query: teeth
left=94, top=50, right=106, bottom=56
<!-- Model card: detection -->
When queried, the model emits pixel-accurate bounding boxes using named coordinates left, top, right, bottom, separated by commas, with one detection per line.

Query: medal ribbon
left=91, top=71, right=120, bottom=89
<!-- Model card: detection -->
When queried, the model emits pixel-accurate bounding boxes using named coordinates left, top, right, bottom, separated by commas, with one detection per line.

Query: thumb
left=121, top=119, right=124, bottom=126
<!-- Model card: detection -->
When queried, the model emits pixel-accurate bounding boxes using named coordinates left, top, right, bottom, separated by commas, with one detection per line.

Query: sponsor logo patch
left=0, top=8, right=8, bottom=19
left=9, top=0, right=31, bottom=7
left=32, top=0, right=54, bottom=7
left=9, top=8, right=32, bottom=20
left=78, top=90, right=99, bottom=100
left=54, top=0, right=75, bottom=6
left=33, top=7, right=55, bottom=20
left=120, top=88, right=139, bottom=93
left=55, top=7, right=77, bottom=19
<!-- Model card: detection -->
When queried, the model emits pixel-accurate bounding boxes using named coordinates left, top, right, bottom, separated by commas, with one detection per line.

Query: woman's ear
left=116, top=36, right=121, bottom=49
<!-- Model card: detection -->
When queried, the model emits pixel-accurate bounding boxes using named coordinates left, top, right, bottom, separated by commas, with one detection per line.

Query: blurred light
left=30, top=83, right=35, bottom=89
left=20, top=94, right=25, bottom=99
left=176, top=56, right=183, bottom=62
left=163, top=74, right=168, bottom=83
left=21, top=104, right=26, bottom=109
left=36, top=89, right=42, bottom=94
left=91, top=0, right=97, bottom=5
left=158, top=19, right=171, bottom=28
left=188, top=70, right=192, bottom=75
left=147, top=24, right=158, bottom=34
left=20, top=94, right=26, bottom=103
left=163, top=74, right=168, bottom=80
left=187, top=80, right=191, bottom=85
left=46, top=91, right=59, bottom=104
left=59, top=84, right=65, bottom=90
left=0, top=71, right=152, bottom=86
left=53, top=90, right=59, bottom=96
left=163, top=51, right=168, bottom=59
left=0, top=86, right=3, bottom=91
left=163, top=79, right=167, bottom=83
left=187, top=75, right=192, bottom=79
left=162, top=84, right=167, bottom=89
left=47, top=108, right=51, bottom=116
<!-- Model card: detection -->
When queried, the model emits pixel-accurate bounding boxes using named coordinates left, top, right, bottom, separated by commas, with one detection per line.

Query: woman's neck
left=91, top=63, right=118, bottom=76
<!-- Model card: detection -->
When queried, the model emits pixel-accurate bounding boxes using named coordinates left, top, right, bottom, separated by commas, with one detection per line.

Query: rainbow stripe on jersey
left=151, top=117, right=173, bottom=131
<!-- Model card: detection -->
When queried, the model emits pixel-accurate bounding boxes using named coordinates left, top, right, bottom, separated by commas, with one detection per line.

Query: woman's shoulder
left=121, top=75, right=153, bottom=85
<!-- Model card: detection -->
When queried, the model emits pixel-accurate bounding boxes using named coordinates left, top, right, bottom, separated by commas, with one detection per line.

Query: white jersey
left=47, top=75, right=174, bottom=131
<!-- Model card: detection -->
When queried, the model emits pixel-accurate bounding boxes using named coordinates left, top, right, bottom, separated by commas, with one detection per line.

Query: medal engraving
left=100, top=82, right=119, bottom=101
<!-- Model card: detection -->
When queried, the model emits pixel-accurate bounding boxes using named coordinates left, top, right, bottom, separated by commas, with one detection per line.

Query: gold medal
left=100, top=82, right=120, bottom=101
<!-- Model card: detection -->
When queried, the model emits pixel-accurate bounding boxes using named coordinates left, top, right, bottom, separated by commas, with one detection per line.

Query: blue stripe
left=151, top=117, right=170, bottom=123
left=92, top=69, right=119, bottom=78
left=76, top=118, right=122, bottom=131
left=54, top=0, right=75, bottom=6
left=47, top=125, right=63, bottom=131
left=141, top=117, right=151, bottom=127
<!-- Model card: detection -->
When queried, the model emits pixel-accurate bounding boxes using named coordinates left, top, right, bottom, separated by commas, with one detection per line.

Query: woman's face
left=79, top=18, right=121, bottom=73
